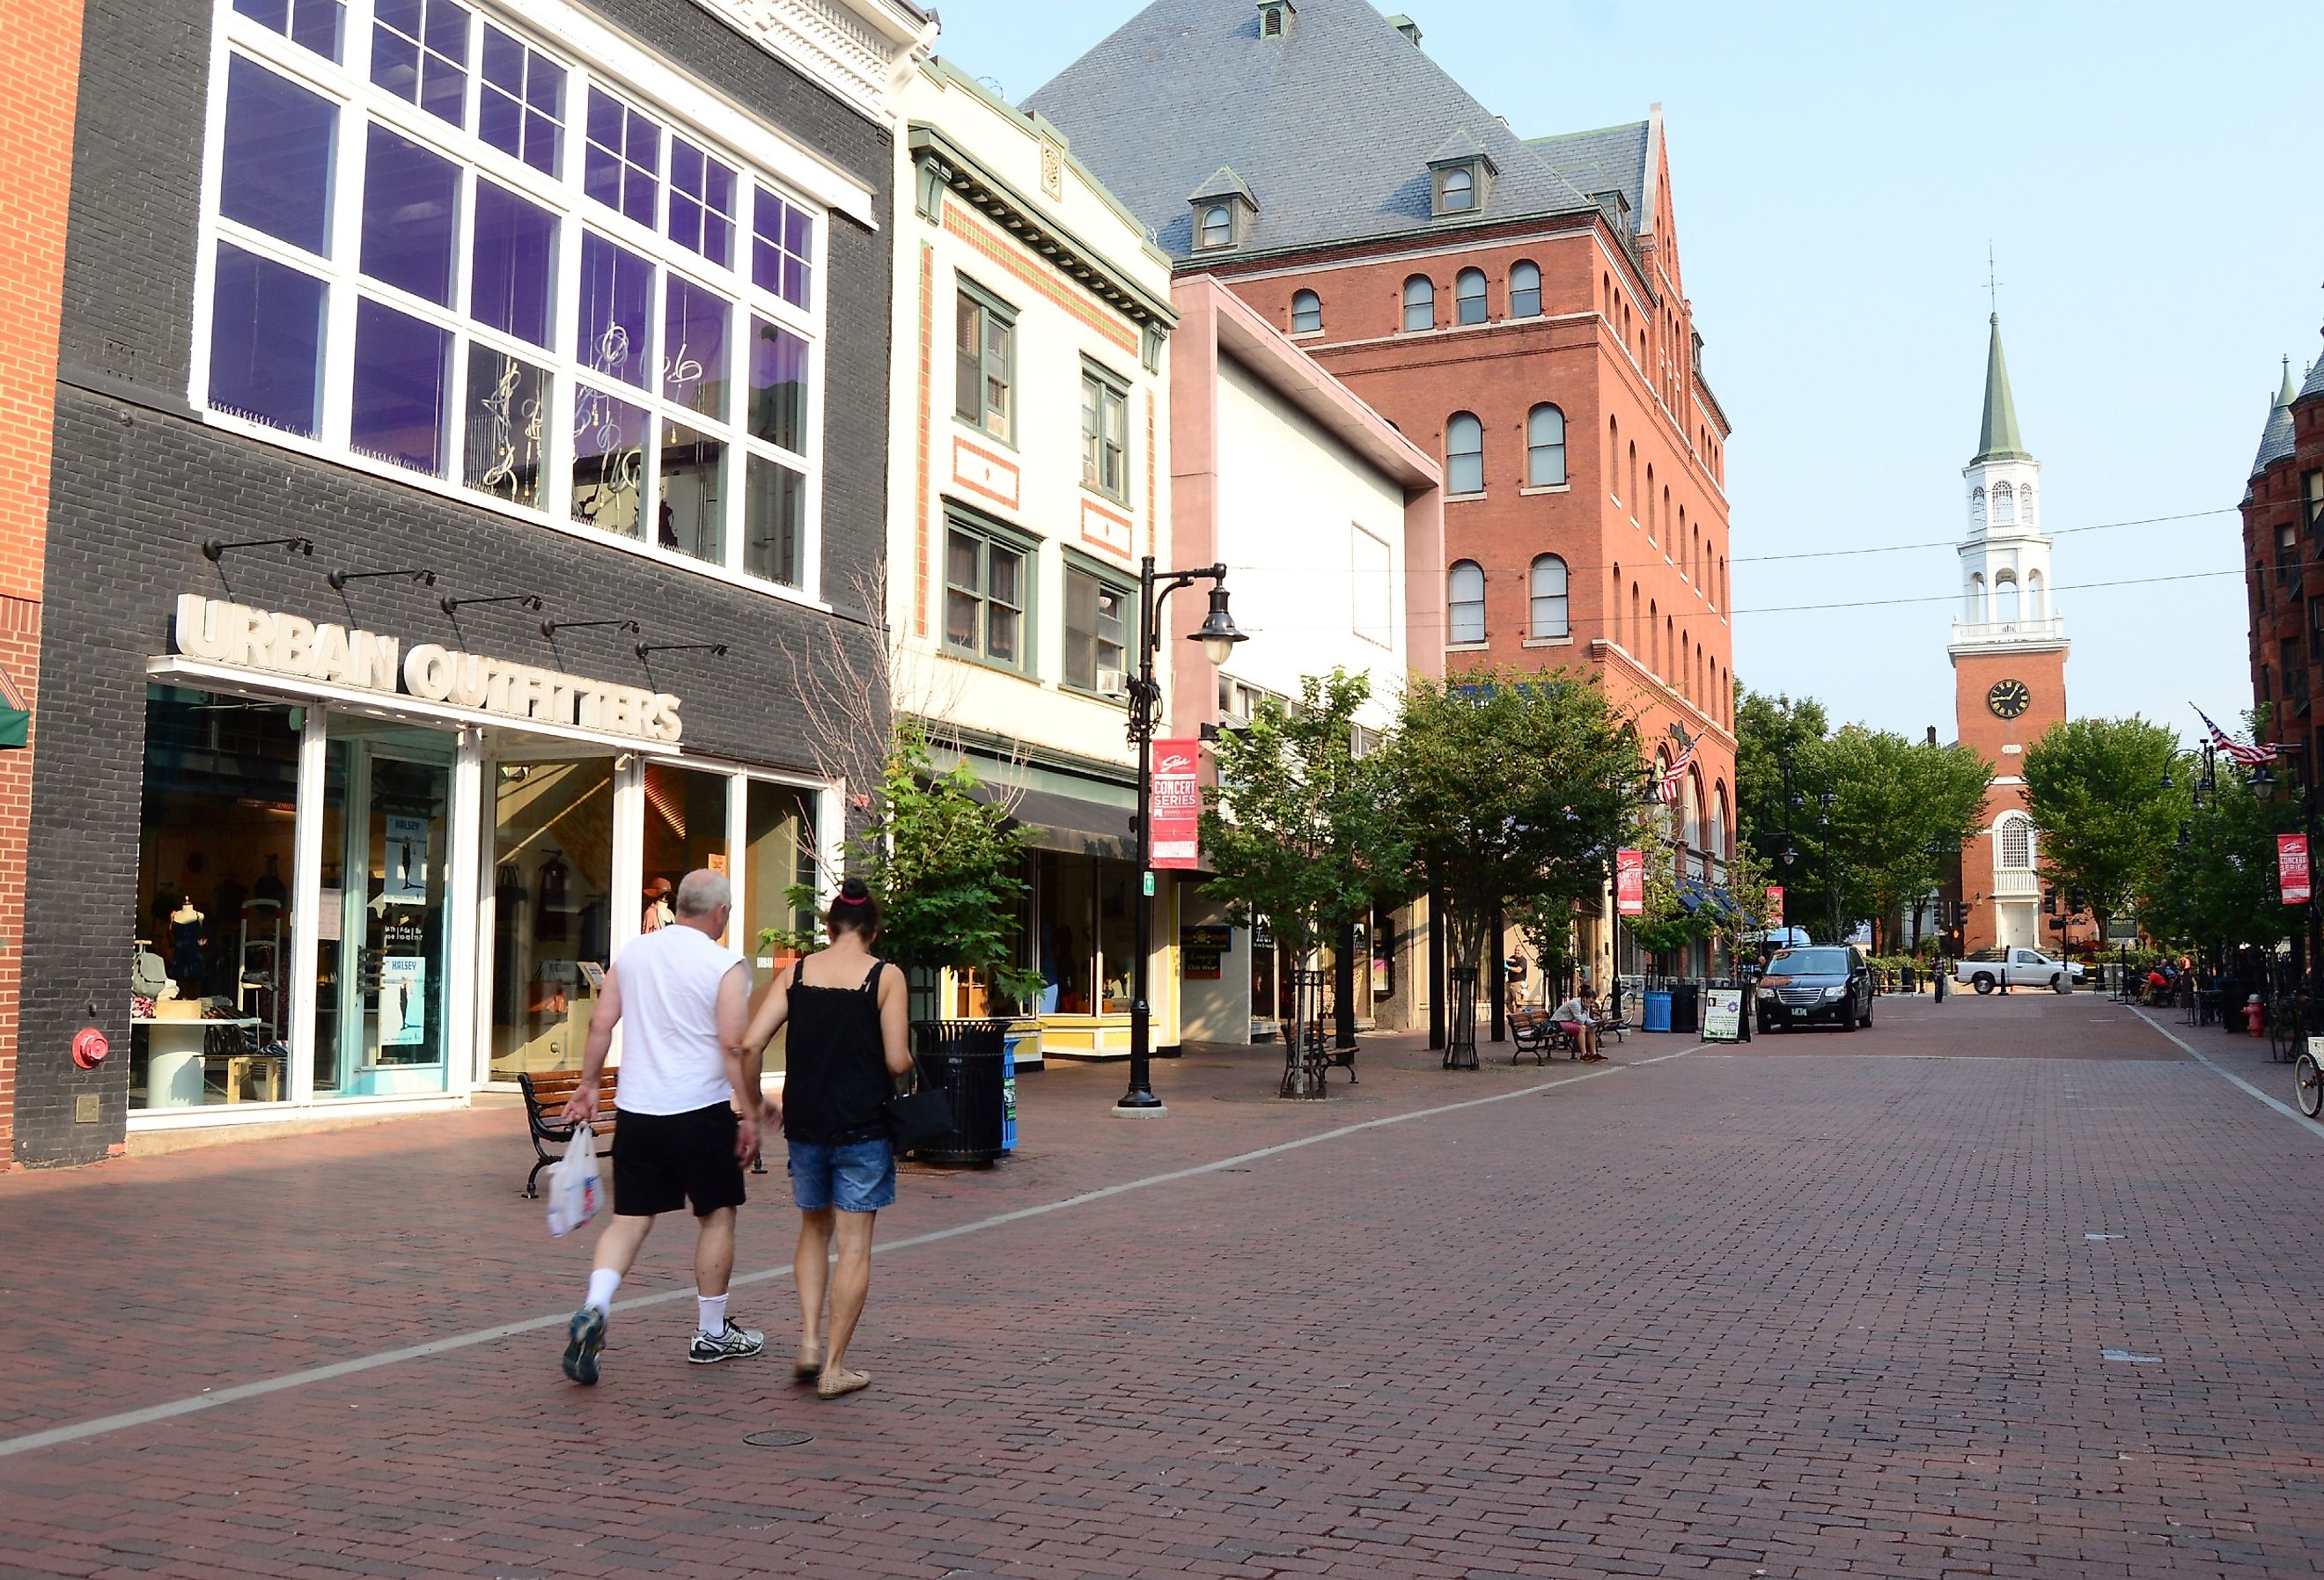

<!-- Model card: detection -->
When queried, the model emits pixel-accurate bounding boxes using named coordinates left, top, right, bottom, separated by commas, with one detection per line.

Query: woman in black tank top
left=743, top=878, right=909, bottom=1400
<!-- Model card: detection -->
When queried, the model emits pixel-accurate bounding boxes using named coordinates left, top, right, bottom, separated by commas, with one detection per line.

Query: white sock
left=585, top=1268, right=621, bottom=1312
left=698, top=1293, right=728, bottom=1335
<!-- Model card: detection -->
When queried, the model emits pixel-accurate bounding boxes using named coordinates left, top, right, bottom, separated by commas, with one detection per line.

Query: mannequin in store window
left=168, top=894, right=207, bottom=994
left=642, top=877, right=676, bottom=933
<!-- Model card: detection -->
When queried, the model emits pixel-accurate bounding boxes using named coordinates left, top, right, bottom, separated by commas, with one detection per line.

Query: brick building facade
left=1031, top=0, right=1737, bottom=985
left=0, top=0, right=88, bottom=1167
left=12, top=0, right=931, bottom=1165
left=2243, top=355, right=2324, bottom=769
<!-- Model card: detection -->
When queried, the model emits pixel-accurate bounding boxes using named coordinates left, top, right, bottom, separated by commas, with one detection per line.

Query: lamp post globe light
left=1118, top=557, right=1245, bottom=1116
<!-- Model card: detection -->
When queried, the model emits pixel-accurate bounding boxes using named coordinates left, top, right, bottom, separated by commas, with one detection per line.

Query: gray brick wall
left=19, top=0, right=898, bottom=1165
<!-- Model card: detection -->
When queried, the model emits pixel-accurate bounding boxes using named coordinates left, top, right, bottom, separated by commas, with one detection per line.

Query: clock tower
left=1950, top=313, right=2067, bottom=954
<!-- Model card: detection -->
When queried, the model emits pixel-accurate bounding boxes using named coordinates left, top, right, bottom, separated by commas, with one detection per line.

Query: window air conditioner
left=1097, top=666, right=1129, bottom=698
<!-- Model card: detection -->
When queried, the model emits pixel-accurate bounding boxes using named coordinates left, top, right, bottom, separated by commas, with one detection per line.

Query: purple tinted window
left=373, top=0, right=468, bottom=127
left=576, top=232, right=652, bottom=389
left=657, top=419, right=724, bottom=565
left=747, top=317, right=807, bottom=454
left=662, top=277, right=729, bottom=417
left=571, top=385, right=646, bottom=537
left=471, top=180, right=556, bottom=348
left=752, top=189, right=813, bottom=310
left=209, top=244, right=325, bottom=437
left=219, top=55, right=337, bottom=256
left=464, top=345, right=548, bottom=509
left=585, top=90, right=658, bottom=227
left=360, top=126, right=459, bottom=305
left=234, top=0, right=344, bottom=60
left=350, top=298, right=451, bottom=474
left=667, top=137, right=735, bottom=267
left=479, top=25, right=563, bottom=175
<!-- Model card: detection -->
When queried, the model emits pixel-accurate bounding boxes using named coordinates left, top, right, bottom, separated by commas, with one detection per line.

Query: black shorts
left=611, top=1103, right=747, bottom=1218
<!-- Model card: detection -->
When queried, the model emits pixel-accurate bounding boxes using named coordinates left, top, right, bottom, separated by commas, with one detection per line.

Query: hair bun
left=839, top=877, right=871, bottom=900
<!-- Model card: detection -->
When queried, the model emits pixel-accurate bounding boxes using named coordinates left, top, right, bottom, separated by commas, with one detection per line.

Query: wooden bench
left=1510, top=1008, right=1577, bottom=1065
left=518, top=1069, right=619, bottom=1200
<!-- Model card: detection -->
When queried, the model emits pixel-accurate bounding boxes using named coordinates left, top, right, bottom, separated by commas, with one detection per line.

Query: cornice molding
left=688, top=0, right=935, bottom=125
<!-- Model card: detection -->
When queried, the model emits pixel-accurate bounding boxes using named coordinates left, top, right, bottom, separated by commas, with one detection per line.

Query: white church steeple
left=1951, top=313, right=2065, bottom=658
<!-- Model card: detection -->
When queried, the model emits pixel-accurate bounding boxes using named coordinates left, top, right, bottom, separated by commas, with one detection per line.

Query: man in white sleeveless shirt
left=558, top=869, right=765, bottom=1385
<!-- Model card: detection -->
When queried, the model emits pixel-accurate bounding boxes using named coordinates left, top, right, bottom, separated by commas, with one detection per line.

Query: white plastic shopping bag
left=547, top=1122, right=602, bottom=1238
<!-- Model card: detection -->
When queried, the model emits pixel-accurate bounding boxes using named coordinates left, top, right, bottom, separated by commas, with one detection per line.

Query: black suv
left=1757, top=945, right=1876, bottom=1033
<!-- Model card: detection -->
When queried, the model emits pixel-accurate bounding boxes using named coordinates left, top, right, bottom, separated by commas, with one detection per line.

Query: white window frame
left=191, top=0, right=832, bottom=607
left=1447, top=559, right=1485, bottom=644
left=1528, top=554, right=1569, bottom=639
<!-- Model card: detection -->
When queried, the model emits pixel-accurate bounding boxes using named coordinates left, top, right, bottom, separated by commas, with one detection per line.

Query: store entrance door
left=317, top=725, right=454, bottom=1099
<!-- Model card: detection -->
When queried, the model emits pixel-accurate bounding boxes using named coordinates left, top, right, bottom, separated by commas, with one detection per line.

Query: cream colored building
left=885, top=60, right=1180, bottom=1062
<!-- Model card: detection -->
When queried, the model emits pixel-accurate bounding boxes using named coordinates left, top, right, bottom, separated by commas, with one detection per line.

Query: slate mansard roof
left=1024, top=0, right=1612, bottom=260
left=1526, top=121, right=1651, bottom=232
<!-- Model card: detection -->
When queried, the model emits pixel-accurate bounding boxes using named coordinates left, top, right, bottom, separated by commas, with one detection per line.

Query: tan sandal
left=792, top=1348, right=823, bottom=1382
left=816, top=1364, right=870, bottom=1400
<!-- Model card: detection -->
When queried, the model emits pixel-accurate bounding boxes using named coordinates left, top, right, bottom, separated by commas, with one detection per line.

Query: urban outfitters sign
left=170, top=594, right=684, bottom=744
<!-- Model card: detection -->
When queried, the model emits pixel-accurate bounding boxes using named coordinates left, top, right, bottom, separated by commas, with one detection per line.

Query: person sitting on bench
left=1551, top=989, right=1603, bottom=1062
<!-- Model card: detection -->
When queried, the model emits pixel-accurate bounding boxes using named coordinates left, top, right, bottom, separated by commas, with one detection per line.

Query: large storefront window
left=489, top=755, right=615, bottom=1078
left=200, top=1, right=823, bottom=592
left=643, top=761, right=731, bottom=938
left=1034, top=852, right=1137, bottom=1016
left=133, top=689, right=304, bottom=1108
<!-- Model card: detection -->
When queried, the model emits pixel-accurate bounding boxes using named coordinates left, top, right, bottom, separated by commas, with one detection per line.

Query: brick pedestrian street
left=3, top=991, right=2322, bottom=1579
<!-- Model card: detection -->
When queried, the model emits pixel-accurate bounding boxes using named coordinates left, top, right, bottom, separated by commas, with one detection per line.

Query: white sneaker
left=688, top=1319, right=765, bottom=1364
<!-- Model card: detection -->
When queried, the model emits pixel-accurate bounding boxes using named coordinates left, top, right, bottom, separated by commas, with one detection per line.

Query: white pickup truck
left=1953, top=946, right=2085, bottom=994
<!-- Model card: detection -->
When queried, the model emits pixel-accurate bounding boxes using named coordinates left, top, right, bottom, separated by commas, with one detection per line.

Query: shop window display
left=743, top=782, right=818, bottom=1071
left=489, top=756, right=615, bottom=1079
left=643, top=762, right=731, bottom=937
left=133, top=688, right=302, bottom=1109
left=313, top=722, right=453, bottom=1098
left=1034, top=852, right=1138, bottom=1016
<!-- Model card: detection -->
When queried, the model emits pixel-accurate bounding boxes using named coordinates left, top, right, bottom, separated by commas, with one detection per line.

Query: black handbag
left=885, top=1059, right=957, bottom=1155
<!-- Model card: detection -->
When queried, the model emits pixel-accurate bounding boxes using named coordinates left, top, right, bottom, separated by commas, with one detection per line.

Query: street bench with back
left=517, top=1069, right=619, bottom=1199
left=1510, top=1006, right=1576, bottom=1064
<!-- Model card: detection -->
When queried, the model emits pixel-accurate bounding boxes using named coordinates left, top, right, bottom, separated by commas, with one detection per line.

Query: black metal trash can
left=909, top=1018, right=1010, bottom=1165
left=1668, top=981, right=1701, bottom=1035
left=1901, top=966, right=1919, bottom=994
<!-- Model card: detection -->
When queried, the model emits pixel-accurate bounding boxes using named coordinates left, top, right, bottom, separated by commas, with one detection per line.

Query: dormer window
left=1187, top=165, right=1257, bottom=252
left=1425, top=130, right=1496, bottom=221
left=1257, top=0, right=1295, bottom=38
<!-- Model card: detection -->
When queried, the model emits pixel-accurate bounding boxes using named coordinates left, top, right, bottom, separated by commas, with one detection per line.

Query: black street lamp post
left=1118, top=556, right=1246, bottom=1116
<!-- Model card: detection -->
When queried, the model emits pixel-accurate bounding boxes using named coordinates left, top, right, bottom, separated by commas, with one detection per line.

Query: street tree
left=1379, top=668, right=1644, bottom=988
left=1820, top=727, right=1992, bottom=950
left=1199, top=669, right=1408, bottom=977
left=2022, top=717, right=2186, bottom=944
left=2139, top=760, right=2292, bottom=958
left=1735, top=689, right=1840, bottom=919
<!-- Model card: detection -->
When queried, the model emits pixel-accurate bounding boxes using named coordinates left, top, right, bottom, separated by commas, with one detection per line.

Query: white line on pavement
left=0, top=1047, right=1692, bottom=1461
left=2130, top=1007, right=2319, bottom=1130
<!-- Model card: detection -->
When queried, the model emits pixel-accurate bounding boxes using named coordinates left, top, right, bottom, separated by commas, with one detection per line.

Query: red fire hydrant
left=2246, top=995, right=2267, bottom=1038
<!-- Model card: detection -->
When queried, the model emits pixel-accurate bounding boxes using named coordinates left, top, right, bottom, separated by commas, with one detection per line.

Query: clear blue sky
left=923, top=0, right=2324, bottom=745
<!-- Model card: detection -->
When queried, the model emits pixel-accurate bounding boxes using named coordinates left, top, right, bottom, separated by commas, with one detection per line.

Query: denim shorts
left=788, top=1136, right=896, bottom=1214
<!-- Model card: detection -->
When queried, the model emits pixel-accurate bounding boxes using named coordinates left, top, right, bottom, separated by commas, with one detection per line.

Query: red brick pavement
left=1, top=993, right=2321, bottom=1578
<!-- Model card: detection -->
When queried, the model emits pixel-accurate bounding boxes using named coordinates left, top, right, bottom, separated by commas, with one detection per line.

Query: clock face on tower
left=1988, top=679, right=2033, bottom=720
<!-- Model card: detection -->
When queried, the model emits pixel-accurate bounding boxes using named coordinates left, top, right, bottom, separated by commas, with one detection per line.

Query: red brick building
left=2243, top=354, right=2324, bottom=772
left=1030, top=0, right=1738, bottom=980
left=0, top=0, right=85, bottom=1165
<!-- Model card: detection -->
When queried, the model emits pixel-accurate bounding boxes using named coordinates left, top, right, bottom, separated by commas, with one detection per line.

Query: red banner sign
left=2283, top=834, right=2312, bottom=905
left=1150, top=739, right=1202, bottom=871
left=1765, top=885, right=1785, bottom=929
left=1615, top=849, right=1644, bottom=916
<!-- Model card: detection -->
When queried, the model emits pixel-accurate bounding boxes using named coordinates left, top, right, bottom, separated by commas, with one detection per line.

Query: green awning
left=0, top=708, right=26, bottom=750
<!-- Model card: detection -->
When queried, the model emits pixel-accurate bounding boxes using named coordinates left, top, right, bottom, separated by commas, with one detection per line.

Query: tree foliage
left=1199, top=670, right=1408, bottom=963
left=767, top=718, right=1041, bottom=1006
left=1379, top=669, right=1644, bottom=978
left=1733, top=687, right=1991, bottom=945
left=2138, top=756, right=2292, bottom=954
left=1820, top=726, right=1993, bottom=944
left=2021, top=717, right=2185, bottom=934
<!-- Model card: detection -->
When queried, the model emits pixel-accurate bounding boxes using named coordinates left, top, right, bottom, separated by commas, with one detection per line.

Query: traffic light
left=2068, top=888, right=2087, bottom=914
left=2043, top=887, right=2058, bottom=914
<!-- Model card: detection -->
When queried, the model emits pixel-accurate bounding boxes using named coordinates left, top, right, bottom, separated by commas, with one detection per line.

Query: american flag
left=2193, top=704, right=2278, bottom=768
left=1658, top=734, right=1697, bottom=806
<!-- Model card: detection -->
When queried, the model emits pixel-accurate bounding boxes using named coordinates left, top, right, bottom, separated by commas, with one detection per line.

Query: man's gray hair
left=674, top=868, right=731, bottom=918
